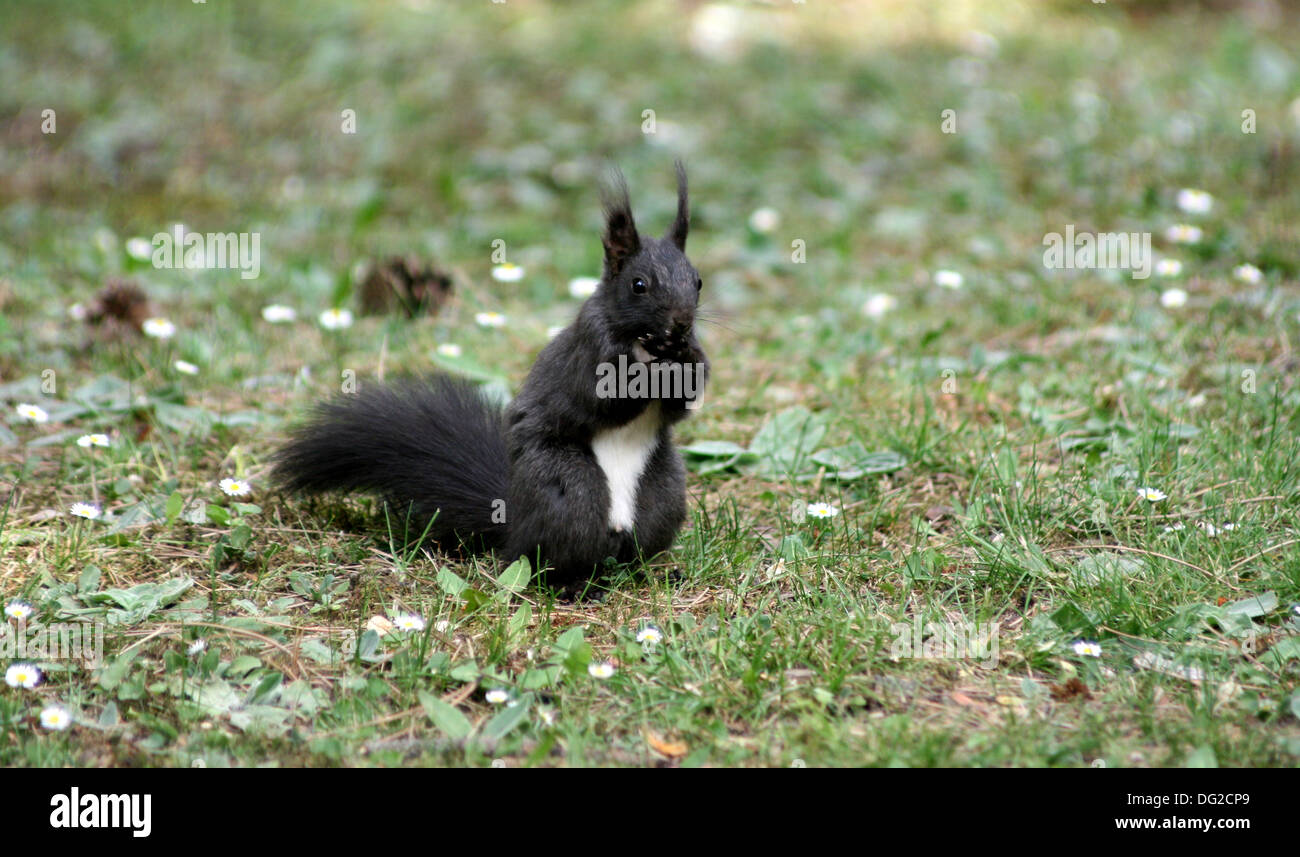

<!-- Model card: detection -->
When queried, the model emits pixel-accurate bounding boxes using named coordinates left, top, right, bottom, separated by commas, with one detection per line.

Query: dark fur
left=273, top=163, right=708, bottom=587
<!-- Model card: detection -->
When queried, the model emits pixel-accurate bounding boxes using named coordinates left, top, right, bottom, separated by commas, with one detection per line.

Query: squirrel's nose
left=669, top=314, right=693, bottom=336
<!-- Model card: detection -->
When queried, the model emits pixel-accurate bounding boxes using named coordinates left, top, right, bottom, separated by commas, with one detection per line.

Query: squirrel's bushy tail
left=272, top=376, right=508, bottom=550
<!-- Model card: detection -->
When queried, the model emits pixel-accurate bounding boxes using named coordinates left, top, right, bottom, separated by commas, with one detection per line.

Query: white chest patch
left=591, top=402, right=662, bottom=532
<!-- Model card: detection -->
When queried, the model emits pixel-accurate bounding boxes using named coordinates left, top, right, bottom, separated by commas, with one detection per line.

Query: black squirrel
left=273, top=163, right=709, bottom=589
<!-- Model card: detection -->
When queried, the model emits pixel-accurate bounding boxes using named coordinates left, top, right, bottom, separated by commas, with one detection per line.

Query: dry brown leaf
left=646, top=732, right=689, bottom=759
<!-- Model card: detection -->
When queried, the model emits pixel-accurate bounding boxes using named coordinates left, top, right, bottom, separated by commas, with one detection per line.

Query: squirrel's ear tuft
left=666, top=160, right=689, bottom=251
left=601, top=170, right=640, bottom=278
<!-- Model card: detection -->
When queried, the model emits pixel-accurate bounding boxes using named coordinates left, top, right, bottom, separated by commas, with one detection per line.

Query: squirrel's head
left=594, top=162, right=701, bottom=360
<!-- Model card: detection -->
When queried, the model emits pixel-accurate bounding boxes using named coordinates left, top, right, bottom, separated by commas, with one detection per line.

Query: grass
left=1, top=0, right=1299, bottom=767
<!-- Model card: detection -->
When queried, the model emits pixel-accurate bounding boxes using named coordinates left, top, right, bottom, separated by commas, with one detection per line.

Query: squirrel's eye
left=632, top=278, right=647, bottom=295
left=695, top=277, right=703, bottom=291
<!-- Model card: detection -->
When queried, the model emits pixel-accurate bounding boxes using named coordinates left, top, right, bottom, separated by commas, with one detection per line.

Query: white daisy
left=1155, top=259, right=1183, bottom=278
left=173, top=359, right=200, bottom=375
left=69, top=502, right=102, bottom=520
left=15, top=403, right=49, bottom=424
left=1233, top=264, right=1262, bottom=285
left=806, top=502, right=840, bottom=519
left=392, top=613, right=426, bottom=632
left=5, top=663, right=41, bottom=689
left=142, top=317, right=177, bottom=339
left=1176, top=188, right=1213, bottom=215
left=126, top=237, right=154, bottom=261
left=568, top=277, right=600, bottom=299
left=5, top=601, right=33, bottom=621
left=262, top=305, right=297, bottom=323
left=218, top=478, right=251, bottom=497
left=862, top=293, right=898, bottom=319
left=436, top=343, right=463, bottom=358
left=537, top=707, right=557, bottom=727
left=1136, top=487, right=1167, bottom=502
left=933, top=270, right=964, bottom=289
left=748, top=207, right=781, bottom=234
left=1165, top=224, right=1203, bottom=245
left=188, top=639, right=207, bottom=656
left=318, top=308, right=353, bottom=331
left=39, top=705, right=71, bottom=731
left=588, top=661, right=616, bottom=679
left=636, top=627, right=663, bottom=645
left=67, top=303, right=88, bottom=321
left=475, top=311, right=507, bottom=328
left=1160, top=288, right=1188, bottom=308
left=491, top=263, right=525, bottom=283
left=485, top=689, right=510, bottom=705
left=1198, top=522, right=1236, bottom=538
left=76, top=433, right=111, bottom=448
left=1071, top=640, right=1102, bottom=658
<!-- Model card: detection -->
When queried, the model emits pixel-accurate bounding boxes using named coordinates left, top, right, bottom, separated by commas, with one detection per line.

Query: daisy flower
left=748, top=207, right=781, bottom=234
left=318, top=308, right=353, bottom=331
left=1198, top=522, right=1236, bottom=538
left=933, top=270, right=964, bottom=289
left=491, top=263, right=525, bottom=283
left=173, top=360, right=199, bottom=375
left=1155, top=259, right=1183, bottom=278
left=806, top=502, right=841, bottom=520
left=188, top=639, right=207, bottom=656
left=1233, top=264, right=1262, bottom=285
left=1176, top=188, right=1213, bottom=215
left=436, top=343, right=463, bottom=358
left=636, top=627, right=664, bottom=646
left=485, top=689, right=510, bottom=705
left=126, top=237, right=154, bottom=261
left=1071, top=640, right=1102, bottom=658
left=262, top=305, right=297, bottom=323
left=39, top=705, right=71, bottom=731
left=15, top=403, right=49, bottom=424
left=76, top=433, right=111, bottom=448
left=218, top=478, right=251, bottom=497
left=537, top=707, right=557, bottom=727
left=568, top=277, right=600, bottom=299
left=69, top=502, right=101, bottom=520
left=862, top=293, right=898, bottom=319
left=475, top=311, right=507, bottom=328
left=5, top=663, right=41, bottom=689
left=588, top=661, right=616, bottom=679
left=392, top=613, right=426, bottom=632
left=1160, top=288, right=1188, bottom=308
left=1164, top=224, right=1203, bottom=245
left=67, top=303, right=88, bottom=321
left=5, top=601, right=33, bottom=621
left=142, top=317, right=177, bottom=339
left=1136, top=487, right=1167, bottom=502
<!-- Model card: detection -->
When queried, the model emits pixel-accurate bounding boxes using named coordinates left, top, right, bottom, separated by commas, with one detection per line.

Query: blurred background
left=2, top=0, right=1299, bottom=395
